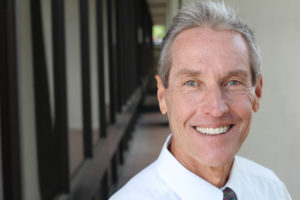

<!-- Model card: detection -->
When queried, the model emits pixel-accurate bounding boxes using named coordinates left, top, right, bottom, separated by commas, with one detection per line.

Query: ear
left=253, top=75, right=263, bottom=112
left=155, top=75, right=168, bottom=115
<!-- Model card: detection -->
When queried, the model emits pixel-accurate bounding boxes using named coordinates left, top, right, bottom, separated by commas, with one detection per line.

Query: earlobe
left=253, top=100, right=259, bottom=112
left=155, top=75, right=168, bottom=115
left=253, top=76, right=263, bottom=112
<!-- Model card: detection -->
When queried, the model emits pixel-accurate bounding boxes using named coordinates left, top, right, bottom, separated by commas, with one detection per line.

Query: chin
left=192, top=148, right=236, bottom=168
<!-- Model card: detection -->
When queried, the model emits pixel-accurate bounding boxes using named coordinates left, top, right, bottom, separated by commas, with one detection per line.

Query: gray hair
left=158, top=1, right=261, bottom=87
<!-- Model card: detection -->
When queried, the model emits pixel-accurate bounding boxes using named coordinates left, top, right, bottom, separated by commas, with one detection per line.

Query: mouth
left=194, top=125, right=233, bottom=135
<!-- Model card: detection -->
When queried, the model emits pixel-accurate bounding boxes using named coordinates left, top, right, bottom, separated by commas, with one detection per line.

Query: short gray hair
left=158, top=1, right=261, bottom=87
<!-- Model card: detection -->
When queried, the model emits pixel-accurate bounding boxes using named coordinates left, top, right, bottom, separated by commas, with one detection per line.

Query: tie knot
left=223, top=187, right=237, bottom=200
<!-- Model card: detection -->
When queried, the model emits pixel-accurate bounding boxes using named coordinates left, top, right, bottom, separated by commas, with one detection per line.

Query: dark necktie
left=223, top=187, right=238, bottom=200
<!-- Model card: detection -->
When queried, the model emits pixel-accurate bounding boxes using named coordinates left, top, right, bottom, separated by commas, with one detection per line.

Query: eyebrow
left=176, top=69, right=202, bottom=78
left=223, top=69, right=249, bottom=80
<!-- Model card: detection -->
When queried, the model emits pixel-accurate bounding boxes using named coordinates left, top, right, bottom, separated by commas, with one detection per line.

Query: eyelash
left=228, top=80, right=240, bottom=85
left=185, top=80, right=198, bottom=87
left=184, top=79, right=243, bottom=88
left=226, top=80, right=241, bottom=86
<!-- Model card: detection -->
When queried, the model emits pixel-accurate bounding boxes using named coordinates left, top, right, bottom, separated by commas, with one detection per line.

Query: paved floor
left=114, top=95, right=170, bottom=190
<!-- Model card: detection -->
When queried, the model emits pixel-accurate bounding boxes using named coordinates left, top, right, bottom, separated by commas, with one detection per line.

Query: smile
left=194, top=125, right=232, bottom=135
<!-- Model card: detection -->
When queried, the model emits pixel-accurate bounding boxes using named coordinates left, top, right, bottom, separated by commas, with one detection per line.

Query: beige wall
left=15, top=0, right=110, bottom=198
left=65, top=0, right=83, bottom=130
left=63, top=0, right=110, bottom=129
left=89, top=0, right=100, bottom=130
left=227, top=1, right=300, bottom=199
left=170, top=0, right=300, bottom=199
left=17, top=0, right=41, bottom=199
left=165, top=0, right=179, bottom=28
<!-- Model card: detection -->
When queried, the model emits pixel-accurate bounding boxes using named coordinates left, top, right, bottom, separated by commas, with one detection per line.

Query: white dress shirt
left=110, top=135, right=292, bottom=200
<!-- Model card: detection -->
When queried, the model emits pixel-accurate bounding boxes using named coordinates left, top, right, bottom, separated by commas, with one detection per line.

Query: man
left=110, top=1, right=292, bottom=199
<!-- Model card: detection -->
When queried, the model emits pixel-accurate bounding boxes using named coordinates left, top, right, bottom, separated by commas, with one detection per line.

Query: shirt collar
left=155, top=134, right=224, bottom=200
left=223, top=155, right=242, bottom=198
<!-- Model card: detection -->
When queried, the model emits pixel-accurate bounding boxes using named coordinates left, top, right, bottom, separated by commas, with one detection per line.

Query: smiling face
left=156, top=27, right=262, bottom=169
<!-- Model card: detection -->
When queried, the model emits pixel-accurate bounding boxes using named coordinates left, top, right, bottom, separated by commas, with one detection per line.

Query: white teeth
left=195, top=126, right=230, bottom=135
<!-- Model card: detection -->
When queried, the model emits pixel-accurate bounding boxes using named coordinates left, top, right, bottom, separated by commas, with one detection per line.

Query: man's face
left=156, top=27, right=262, bottom=168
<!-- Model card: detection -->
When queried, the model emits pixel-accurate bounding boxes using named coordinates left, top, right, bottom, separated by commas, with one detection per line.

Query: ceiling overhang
left=147, top=0, right=168, bottom=25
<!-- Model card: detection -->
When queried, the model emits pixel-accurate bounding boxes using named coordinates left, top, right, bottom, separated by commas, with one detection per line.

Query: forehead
left=170, top=27, right=250, bottom=76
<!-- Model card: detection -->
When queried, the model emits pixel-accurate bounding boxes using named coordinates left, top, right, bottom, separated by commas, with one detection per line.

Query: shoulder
left=234, top=156, right=292, bottom=199
left=235, top=155, right=281, bottom=183
left=109, top=161, right=178, bottom=200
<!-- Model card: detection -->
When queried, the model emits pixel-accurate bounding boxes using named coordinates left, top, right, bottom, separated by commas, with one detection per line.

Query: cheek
left=166, top=92, right=197, bottom=127
left=224, top=87, right=255, bottom=111
left=226, top=86, right=255, bottom=105
left=230, top=97, right=253, bottom=121
left=224, top=91, right=254, bottom=132
left=229, top=96, right=253, bottom=142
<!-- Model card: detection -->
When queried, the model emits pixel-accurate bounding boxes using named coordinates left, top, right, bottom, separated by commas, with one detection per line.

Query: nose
left=201, top=87, right=229, bottom=117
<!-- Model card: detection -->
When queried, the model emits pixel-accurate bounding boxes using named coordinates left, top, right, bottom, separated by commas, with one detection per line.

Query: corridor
left=113, top=93, right=170, bottom=192
left=2, top=0, right=300, bottom=199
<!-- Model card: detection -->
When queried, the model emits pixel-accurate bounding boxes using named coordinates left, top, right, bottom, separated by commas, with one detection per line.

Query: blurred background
left=1, top=0, right=299, bottom=199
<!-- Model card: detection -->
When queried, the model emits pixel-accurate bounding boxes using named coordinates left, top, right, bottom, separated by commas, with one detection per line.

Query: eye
left=226, top=80, right=240, bottom=86
left=185, top=80, right=198, bottom=87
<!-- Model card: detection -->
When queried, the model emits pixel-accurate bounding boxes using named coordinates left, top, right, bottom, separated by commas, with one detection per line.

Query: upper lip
left=192, top=123, right=233, bottom=128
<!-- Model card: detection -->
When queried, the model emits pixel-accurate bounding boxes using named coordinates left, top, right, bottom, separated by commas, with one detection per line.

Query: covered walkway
left=113, top=94, right=169, bottom=192
left=1, top=0, right=300, bottom=199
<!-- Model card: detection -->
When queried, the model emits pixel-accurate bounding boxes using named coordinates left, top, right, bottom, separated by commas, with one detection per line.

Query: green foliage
left=153, top=25, right=166, bottom=39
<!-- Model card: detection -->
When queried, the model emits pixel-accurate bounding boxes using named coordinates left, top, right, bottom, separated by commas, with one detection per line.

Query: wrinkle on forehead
left=170, top=27, right=251, bottom=83
left=175, top=68, right=250, bottom=80
left=173, top=28, right=249, bottom=59
left=173, top=27, right=248, bottom=52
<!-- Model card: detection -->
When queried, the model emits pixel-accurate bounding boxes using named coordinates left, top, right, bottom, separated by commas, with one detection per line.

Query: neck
left=170, top=143, right=234, bottom=188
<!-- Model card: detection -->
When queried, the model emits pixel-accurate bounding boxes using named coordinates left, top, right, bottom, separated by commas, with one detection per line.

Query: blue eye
left=185, top=80, right=198, bottom=86
left=227, top=80, right=240, bottom=86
